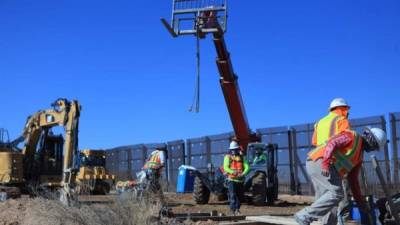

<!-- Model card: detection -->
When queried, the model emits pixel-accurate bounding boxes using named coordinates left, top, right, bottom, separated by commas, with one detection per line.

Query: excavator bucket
left=161, top=0, right=228, bottom=37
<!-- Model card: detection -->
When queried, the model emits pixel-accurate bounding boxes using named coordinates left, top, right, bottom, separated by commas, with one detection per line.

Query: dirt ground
left=165, top=193, right=313, bottom=217
left=0, top=193, right=313, bottom=225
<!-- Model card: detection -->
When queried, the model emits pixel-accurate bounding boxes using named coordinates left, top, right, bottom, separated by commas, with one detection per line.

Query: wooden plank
left=175, top=215, right=246, bottom=222
left=246, top=215, right=319, bottom=225
left=219, top=221, right=267, bottom=225
left=77, top=195, right=115, bottom=203
left=246, top=216, right=360, bottom=225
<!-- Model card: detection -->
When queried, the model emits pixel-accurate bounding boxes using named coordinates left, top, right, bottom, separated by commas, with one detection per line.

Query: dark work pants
left=228, top=180, right=244, bottom=212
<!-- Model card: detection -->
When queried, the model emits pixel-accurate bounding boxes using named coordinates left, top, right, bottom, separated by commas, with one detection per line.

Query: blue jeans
left=228, top=180, right=244, bottom=212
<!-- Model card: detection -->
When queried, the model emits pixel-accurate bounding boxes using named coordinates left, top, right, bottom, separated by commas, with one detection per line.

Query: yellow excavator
left=75, top=149, right=115, bottom=195
left=0, top=98, right=80, bottom=205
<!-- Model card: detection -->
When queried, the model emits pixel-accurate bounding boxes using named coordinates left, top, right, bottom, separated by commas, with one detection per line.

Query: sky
left=1, top=0, right=399, bottom=149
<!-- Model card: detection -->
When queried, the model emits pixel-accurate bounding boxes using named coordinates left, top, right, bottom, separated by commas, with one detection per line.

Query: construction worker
left=223, top=141, right=250, bottom=215
left=312, top=98, right=351, bottom=224
left=294, top=127, right=387, bottom=225
left=252, top=147, right=267, bottom=166
left=143, top=147, right=168, bottom=191
left=312, top=98, right=351, bottom=146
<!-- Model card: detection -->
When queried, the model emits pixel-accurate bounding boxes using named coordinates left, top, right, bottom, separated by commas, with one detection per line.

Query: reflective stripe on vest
left=308, top=131, right=363, bottom=177
left=144, top=151, right=161, bottom=169
left=333, top=134, right=362, bottom=176
left=315, top=113, right=342, bottom=146
left=228, top=155, right=244, bottom=181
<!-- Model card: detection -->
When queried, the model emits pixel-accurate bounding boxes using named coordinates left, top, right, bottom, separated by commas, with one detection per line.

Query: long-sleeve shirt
left=321, top=131, right=364, bottom=206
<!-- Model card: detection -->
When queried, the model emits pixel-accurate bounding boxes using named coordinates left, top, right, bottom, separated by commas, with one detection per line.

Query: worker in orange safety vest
left=312, top=98, right=351, bottom=224
left=295, top=127, right=387, bottom=225
left=223, top=141, right=250, bottom=215
left=143, top=147, right=168, bottom=191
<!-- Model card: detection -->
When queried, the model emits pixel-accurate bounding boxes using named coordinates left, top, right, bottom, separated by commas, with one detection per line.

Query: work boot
left=294, top=213, right=310, bottom=225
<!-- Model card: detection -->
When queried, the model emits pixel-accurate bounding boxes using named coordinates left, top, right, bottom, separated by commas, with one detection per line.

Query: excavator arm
left=21, top=98, right=81, bottom=204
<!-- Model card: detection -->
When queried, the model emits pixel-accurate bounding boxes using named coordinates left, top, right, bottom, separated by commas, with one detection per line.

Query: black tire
left=274, top=175, right=279, bottom=200
left=93, top=180, right=111, bottom=195
left=251, top=172, right=267, bottom=206
left=193, top=176, right=210, bottom=204
left=267, top=173, right=278, bottom=205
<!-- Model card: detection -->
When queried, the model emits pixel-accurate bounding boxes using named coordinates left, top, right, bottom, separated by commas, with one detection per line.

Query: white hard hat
left=329, top=98, right=350, bottom=111
left=366, top=127, right=387, bottom=150
left=229, top=141, right=240, bottom=150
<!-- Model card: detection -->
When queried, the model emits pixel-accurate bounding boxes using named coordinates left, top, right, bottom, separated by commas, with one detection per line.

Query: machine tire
left=251, top=172, right=267, bottom=206
left=267, top=173, right=278, bottom=205
left=93, top=180, right=111, bottom=195
left=193, top=176, right=210, bottom=204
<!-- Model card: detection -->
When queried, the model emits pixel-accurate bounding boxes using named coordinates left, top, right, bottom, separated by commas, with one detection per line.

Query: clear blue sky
left=1, top=0, right=399, bottom=149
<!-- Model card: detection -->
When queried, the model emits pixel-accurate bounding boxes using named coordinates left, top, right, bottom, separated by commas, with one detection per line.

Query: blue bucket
left=350, top=196, right=377, bottom=225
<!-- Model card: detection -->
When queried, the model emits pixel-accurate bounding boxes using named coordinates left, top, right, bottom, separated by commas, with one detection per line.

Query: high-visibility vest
left=227, top=155, right=244, bottom=180
left=308, top=131, right=363, bottom=177
left=315, top=112, right=346, bottom=145
left=143, top=151, right=161, bottom=169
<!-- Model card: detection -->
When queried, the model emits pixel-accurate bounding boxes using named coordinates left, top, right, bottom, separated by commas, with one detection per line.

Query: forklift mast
left=162, top=0, right=258, bottom=151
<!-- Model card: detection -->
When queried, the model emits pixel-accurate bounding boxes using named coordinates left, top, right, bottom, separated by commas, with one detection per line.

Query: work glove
left=321, top=168, right=330, bottom=177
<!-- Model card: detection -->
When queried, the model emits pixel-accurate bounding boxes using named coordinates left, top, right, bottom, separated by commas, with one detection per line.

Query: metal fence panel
left=209, top=132, right=232, bottom=166
left=105, top=150, right=118, bottom=176
left=167, top=140, right=185, bottom=191
left=187, top=137, right=210, bottom=172
left=291, top=123, right=314, bottom=195
left=390, top=113, right=400, bottom=184
left=105, top=113, right=397, bottom=196
left=257, top=126, right=292, bottom=194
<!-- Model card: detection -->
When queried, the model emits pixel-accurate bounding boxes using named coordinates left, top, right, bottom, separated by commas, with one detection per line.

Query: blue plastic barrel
left=176, top=165, right=196, bottom=193
left=350, top=196, right=377, bottom=225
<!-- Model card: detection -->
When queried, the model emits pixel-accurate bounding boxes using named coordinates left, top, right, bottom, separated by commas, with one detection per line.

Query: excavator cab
left=161, top=0, right=227, bottom=37
left=35, top=132, right=64, bottom=187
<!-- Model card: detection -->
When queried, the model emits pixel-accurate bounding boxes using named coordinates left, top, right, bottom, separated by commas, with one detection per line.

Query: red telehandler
left=162, top=0, right=278, bottom=206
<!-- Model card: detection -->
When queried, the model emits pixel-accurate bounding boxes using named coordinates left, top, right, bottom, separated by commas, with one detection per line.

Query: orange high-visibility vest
left=227, top=155, right=244, bottom=180
left=308, top=131, right=363, bottom=177
left=143, top=151, right=161, bottom=169
left=314, top=112, right=347, bottom=146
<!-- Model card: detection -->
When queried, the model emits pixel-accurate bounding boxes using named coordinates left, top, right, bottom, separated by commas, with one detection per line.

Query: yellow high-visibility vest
left=315, top=112, right=344, bottom=145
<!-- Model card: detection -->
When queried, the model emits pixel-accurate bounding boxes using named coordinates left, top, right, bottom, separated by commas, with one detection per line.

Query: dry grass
left=0, top=190, right=175, bottom=225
